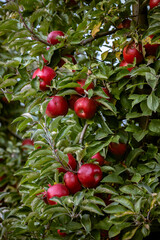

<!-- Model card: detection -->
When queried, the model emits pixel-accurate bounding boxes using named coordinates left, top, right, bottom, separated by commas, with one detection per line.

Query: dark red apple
left=39, top=81, right=50, bottom=91
left=68, top=95, right=80, bottom=110
left=46, top=96, right=68, bottom=118
left=58, top=54, right=76, bottom=67
left=37, top=190, right=48, bottom=204
left=144, top=35, right=160, bottom=56
left=64, top=172, right=82, bottom=194
left=117, top=19, right=131, bottom=29
left=22, top=139, right=34, bottom=147
left=150, top=0, right=160, bottom=9
left=93, top=87, right=111, bottom=106
left=47, top=31, right=64, bottom=45
left=119, top=59, right=134, bottom=72
left=57, top=229, right=67, bottom=237
left=47, top=183, right=69, bottom=205
left=123, top=42, right=143, bottom=64
left=78, top=163, right=102, bottom=188
left=109, top=142, right=127, bottom=156
left=58, top=153, right=77, bottom=173
left=74, top=79, right=94, bottom=95
left=74, top=97, right=97, bottom=119
left=91, top=152, right=105, bottom=166
left=32, top=66, right=56, bottom=85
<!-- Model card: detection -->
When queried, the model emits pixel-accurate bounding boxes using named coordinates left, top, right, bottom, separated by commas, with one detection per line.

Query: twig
left=7, top=128, right=22, bottom=140
left=79, top=122, right=88, bottom=144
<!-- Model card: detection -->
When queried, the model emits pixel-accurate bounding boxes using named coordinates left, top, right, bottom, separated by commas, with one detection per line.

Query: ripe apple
left=46, top=96, right=68, bottom=118
left=144, top=35, right=160, bottom=56
left=58, top=54, right=76, bottom=67
left=91, top=152, right=105, bottom=166
left=37, top=190, right=48, bottom=204
left=32, top=66, right=56, bottom=88
left=47, top=183, right=69, bottom=205
left=149, top=0, right=160, bottom=9
left=109, top=142, right=127, bottom=156
left=119, top=59, right=134, bottom=72
left=57, top=229, right=66, bottom=237
left=78, top=163, right=102, bottom=188
left=39, top=81, right=50, bottom=91
left=123, top=42, right=143, bottom=64
left=74, top=79, right=94, bottom=95
left=74, top=97, right=97, bottom=119
left=22, top=139, right=34, bottom=147
left=64, top=172, right=82, bottom=194
left=58, top=153, right=77, bottom=173
left=68, top=95, right=80, bottom=110
left=47, top=31, right=64, bottom=45
left=93, top=87, right=111, bottom=106
left=117, top=19, right=131, bottom=29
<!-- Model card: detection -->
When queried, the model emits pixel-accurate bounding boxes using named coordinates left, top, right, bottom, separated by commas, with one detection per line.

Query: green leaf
left=120, top=185, right=144, bottom=195
left=95, top=185, right=118, bottom=195
left=81, top=214, right=91, bottom=234
left=81, top=203, right=104, bottom=215
left=122, top=227, right=139, bottom=240
left=0, top=78, right=17, bottom=88
left=109, top=223, right=131, bottom=238
left=113, top=196, right=134, bottom=211
left=101, top=173, right=124, bottom=184
left=131, top=173, right=141, bottom=183
left=126, top=148, right=144, bottom=167
left=104, top=204, right=128, bottom=214
left=4, top=2, right=19, bottom=11
left=149, top=119, right=160, bottom=134
left=147, top=92, right=159, bottom=112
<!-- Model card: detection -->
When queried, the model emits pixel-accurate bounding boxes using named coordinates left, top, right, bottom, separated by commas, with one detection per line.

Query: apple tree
left=0, top=0, right=160, bottom=239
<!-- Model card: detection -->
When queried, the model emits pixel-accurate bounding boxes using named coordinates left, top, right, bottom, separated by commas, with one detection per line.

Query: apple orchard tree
left=0, top=0, right=160, bottom=239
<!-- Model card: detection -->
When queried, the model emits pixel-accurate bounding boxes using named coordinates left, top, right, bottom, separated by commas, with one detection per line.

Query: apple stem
left=79, top=122, right=88, bottom=145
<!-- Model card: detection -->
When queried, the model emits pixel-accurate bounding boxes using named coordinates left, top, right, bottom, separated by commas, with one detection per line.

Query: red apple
left=58, top=54, right=76, bottom=67
left=58, top=153, right=77, bottom=173
left=46, top=96, right=68, bottom=118
left=47, top=183, right=69, bottom=205
left=150, top=0, right=160, bottom=9
left=74, top=97, right=97, bottom=119
left=93, top=87, right=111, bottom=106
left=123, top=42, right=143, bottom=64
left=74, top=79, right=94, bottom=95
left=64, top=172, right=82, bottom=194
left=37, top=190, right=48, bottom=204
left=109, top=142, right=127, bottom=156
left=117, top=19, right=131, bottom=29
left=144, top=35, right=160, bottom=56
left=78, top=163, right=102, bottom=188
left=119, top=59, right=134, bottom=72
left=68, top=95, right=80, bottom=110
left=91, top=152, right=105, bottom=166
left=39, top=81, right=50, bottom=91
left=22, top=139, right=34, bottom=147
left=47, top=31, right=64, bottom=45
left=57, top=229, right=67, bottom=237
left=32, top=66, right=56, bottom=85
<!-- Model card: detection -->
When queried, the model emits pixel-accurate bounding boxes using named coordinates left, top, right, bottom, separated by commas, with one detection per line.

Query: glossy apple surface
left=144, top=35, right=160, bottom=56
left=47, top=31, right=64, bottom=45
left=57, top=229, right=67, bottom=237
left=91, top=152, right=105, bottom=166
left=47, top=183, right=69, bottom=205
left=46, top=96, right=68, bottom=118
left=68, top=95, right=80, bottom=110
left=64, top=172, right=82, bottom=194
left=150, top=0, right=160, bottom=9
left=74, top=79, right=94, bottom=95
left=74, top=97, right=97, bottom=119
left=78, top=163, right=102, bottom=188
left=123, top=42, right=143, bottom=64
left=109, top=142, right=127, bottom=156
left=58, top=153, right=77, bottom=173
left=39, top=81, right=50, bottom=91
left=32, top=66, right=56, bottom=85
left=58, top=54, right=76, bottom=67
left=117, top=19, right=131, bottom=29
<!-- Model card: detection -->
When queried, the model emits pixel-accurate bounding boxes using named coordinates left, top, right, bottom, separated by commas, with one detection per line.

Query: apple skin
left=57, top=229, right=67, bottom=237
left=144, top=35, right=160, bottom=56
left=68, top=95, right=80, bottom=110
left=46, top=96, right=68, bottom=118
left=39, top=81, right=50, bottom=91
left=47, top=183, right=69, bottom=205
left=58, top=153, right=77, bottom=173
left=74, top=79, right=94, bottom=95
left=123, top=42, right=143, bottom=64
left=91, top=152, right=105, bottom=166
left=117, top=19, right=131, bottom=29
left=64, top=172, right=82, bottom=194
left=93, top=87, right=111, bottom=106
left=58, top=54, right=76, bottom=67
left=78, top=163, right=102, bottom=188
left=119, top=59, right=134, bottom=72
left=150, top=0, right=160, bottom=9
left=74, top=97, right=97, bottom=119
left=47, top=31, right=64, bottom=45
left=22, top=139, right=34, bottom=147
left=32, top=66, right=56, bottom=85
left=37, top=190, right=49, bottom=204
left=109, top=142, right=127, bottom=156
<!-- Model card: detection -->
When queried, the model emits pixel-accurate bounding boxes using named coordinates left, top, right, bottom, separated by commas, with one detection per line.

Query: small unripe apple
left=117, top=19, right=131, bottom=29
left=144, top=35, right=160, bottom=56
left=91, top=152, right=105, bottom=166
left=68, top=95, right=80, bottom=110
left=47, top=183, right=69, bottom=205
left=149, top=0, right=160, bottom=9
left=47, top=31, right=64, bottom=45
left=57, top=229, right=67, bottom=237
left=64, top=172, right=82, bottom=194
left=78, top=163, right=102, bottom=188
left=74, top=79, right=94, bottom=95
left=74, top=97, right=97, bottom=119
left=123, top=42, right=143, bottom=64
left=109, top=142, right=127, bottom=156
left=46, top=96, right=68, bottom=118
left=58, top=153, right=77, bottom=173
left=32, top=66, right=56, bottom=86
left=58, top=54, right=76, bottom=67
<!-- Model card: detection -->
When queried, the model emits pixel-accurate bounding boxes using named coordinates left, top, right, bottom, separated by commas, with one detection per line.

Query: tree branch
left=79, top=122, right=88, bottom=144
left=7, top=128, right=22, bottom=140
